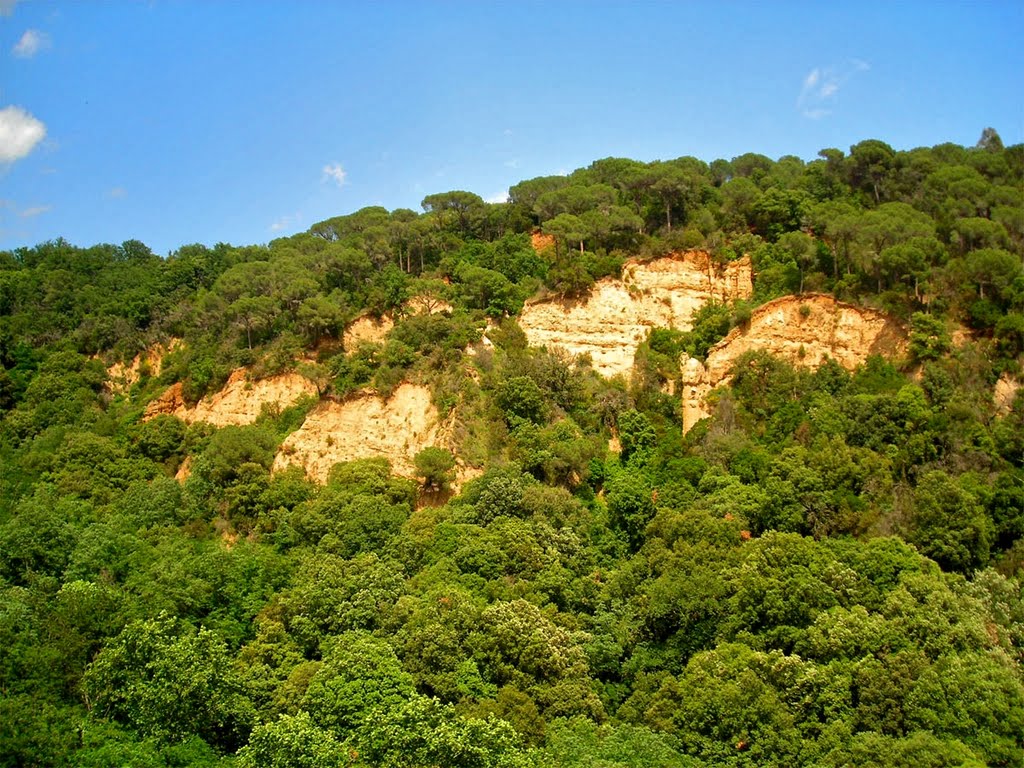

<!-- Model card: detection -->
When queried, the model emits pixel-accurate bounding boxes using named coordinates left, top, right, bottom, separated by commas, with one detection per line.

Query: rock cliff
left=994, top=372, right=1021, bottom=416
left=681, top=294, right=908, bottom=431
left=144, top=368, right=318, bottom=426
left=272, top=383, right=447, bottom=482
left=107, top=339, right=181, bottom=393
left=518, top=251, right=753, bottom=377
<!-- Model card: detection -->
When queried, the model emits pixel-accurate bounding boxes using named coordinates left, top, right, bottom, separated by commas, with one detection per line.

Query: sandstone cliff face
left=272, top=383, right=445, bottom=482
left=681, top=294, right=908, bottom=431
left=518, top=251, right=753, bottom=378
left=994, top=372, right=1021, bottom=416
left=107, top=339, right=181, bottom=393
left=144, top=368, right=318, bottom=426
left=343, top=315, right=394, bottom=349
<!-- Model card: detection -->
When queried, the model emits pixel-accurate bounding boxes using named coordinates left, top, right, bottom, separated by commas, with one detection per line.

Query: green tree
left=414, top=446, right=457, bottom=491
left=236, top=712, right=348, bottom=768
left=82, top=615, right=254, bottom=750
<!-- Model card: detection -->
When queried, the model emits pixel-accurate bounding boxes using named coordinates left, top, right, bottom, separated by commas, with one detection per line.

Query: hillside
left=1, top=134, right=1022, bottom=768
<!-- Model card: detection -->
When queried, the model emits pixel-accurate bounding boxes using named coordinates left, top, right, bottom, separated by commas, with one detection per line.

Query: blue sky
left=2, top=0, right=1022, bottom=256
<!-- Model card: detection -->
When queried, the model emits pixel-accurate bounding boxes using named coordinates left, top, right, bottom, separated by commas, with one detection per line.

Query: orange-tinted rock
left=682, top=295, right=908, bottom=432
left=519, top=251, right=753, bottom=378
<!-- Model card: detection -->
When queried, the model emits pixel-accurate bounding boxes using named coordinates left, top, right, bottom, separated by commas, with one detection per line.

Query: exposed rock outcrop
left=341, top=295, right=454, bottom=351
left=518, top=251, right=753, bottom=377
left=272, top=383, right=448, bottom=482
left=994, top=372, right=1021, bottom=416
left=144, top=368, right=318, bottom=426
left=107, top=339, right=182, bottom=393
left=682, top=294, right=908, bottom=432
left=343, top=314, right=394, bottom=349
left=530, top=231, right=556, bottom=252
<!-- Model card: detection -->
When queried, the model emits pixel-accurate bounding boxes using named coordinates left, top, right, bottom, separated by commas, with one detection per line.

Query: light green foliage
left=909, top=312, right=952, bottom=361
left=279, top=553, right=405, bottom=651
left=543, top=715, right=694, bottom=768
left=908, top=471, right=993, bottom=573
left=414, top=446, right=457, bottom=490
left=302, top=631, right=415, bottom=735
left=616, top=409, right=656, bottom=465
left=82, top=614, right=254, bottom=750
left=359, top=695, right=530, bottom=768
left=2, top=134, right=1023, bottom=767
left=237, top=712, right=347, bottom=768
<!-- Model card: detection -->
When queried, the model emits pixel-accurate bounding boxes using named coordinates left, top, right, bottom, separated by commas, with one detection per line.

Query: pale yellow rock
left=518, top=251, right=752, bottom=378
left=681, top=356, right=711, bottom=433
left=272, top=383, right=446, bottom=482
left=681, top=295, right=907, bottom=432
left=343, top=314, right=394, bottom=349
left=144, top=368, right=318, bottom=426
left=994, top=372, right=1020, bottom=416
left=107, top=338, right=182, bottom=393
left=342, top=294, right=454, bottom=351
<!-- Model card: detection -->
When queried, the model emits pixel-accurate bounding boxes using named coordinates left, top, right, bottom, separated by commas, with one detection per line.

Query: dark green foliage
left=2, top=133, right=1023, bottom=767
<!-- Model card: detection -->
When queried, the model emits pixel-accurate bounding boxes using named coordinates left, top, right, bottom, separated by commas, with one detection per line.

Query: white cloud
left=797, top=60, right=869, bottom=119
left=503, top=158, right=520, bottom=169
left=0, top=0, right=19, bottom=17
left=19, top=204, right=51, bottom=218
left=321, top=162, right=346, bottom=187
left=270, top=212, right=302, bottom=232
left=108, top=186, right=127, bottom=199
left=485, top=190, right=509, bottom=204
left=0, top=106, right=46, bottom=162
left=13, top=29, right=50, bottom=58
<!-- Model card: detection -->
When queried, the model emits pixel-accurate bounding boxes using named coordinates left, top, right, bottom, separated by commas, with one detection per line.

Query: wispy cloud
left=270, top=212, right=302, bottom=232
left=503, top=158, right=520, bottom=169
left=797, top=60, right=870, bottom=119
left=108, top=186, right=127, bottom=199
left=19, top=204, right=51, bottom=218
left=12, top=29, right=50, bottom=58
left=321, top=162, right=346, bottom=187
left=0, top=106, right=47, bottom=162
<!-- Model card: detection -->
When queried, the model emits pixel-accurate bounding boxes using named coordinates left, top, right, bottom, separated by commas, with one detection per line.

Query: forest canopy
left=1, top=131, right=1022, bottom=767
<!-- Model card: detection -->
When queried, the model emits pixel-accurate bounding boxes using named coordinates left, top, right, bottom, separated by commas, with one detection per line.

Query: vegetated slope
left=272, top=383, right=448, bottom=481
left=519, top=250, right=752, bottom=377
left=682, top=294, right=908, bottom=430
left=144, top=367, right=318, bottom=426
left=106, top=339, right=181, bottom=393
left=342, top=314, right=394, bottom=348
left=2, top=132, right=1023, bottom=768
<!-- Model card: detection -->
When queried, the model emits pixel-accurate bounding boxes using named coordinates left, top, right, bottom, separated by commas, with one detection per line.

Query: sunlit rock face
left=681, top=294, right=908, bottom=432
left=519, top=251, right=752, bottom=378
